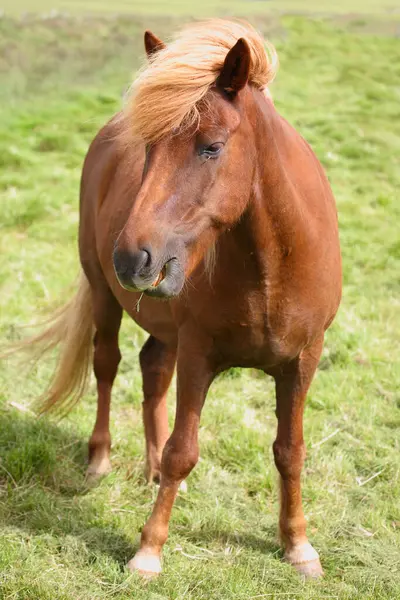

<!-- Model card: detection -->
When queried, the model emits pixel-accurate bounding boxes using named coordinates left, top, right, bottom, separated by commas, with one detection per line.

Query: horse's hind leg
left=139, top=336, right=177, bottom=484
left=272, top=336, right=324, bottom=578
left=87, top=285, right=122, bottom=479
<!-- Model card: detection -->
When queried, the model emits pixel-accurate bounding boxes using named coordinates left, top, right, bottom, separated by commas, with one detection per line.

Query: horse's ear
left=217, top=38, right=251, bottom=95
left=144, top=30, right=165, bottom=57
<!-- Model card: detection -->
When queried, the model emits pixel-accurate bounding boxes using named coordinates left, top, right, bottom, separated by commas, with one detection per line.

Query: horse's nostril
left=113, top=249, right=128, bottom=276
left=134, top=249, right=151, bottom=273
left=113, top=248, right=151, bottom=280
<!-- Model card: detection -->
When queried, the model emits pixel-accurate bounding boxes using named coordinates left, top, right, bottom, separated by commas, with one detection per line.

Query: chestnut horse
left=20, top=20, right=341, bottom=578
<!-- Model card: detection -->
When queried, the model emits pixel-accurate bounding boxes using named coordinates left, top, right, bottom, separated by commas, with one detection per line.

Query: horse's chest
left=212, top=322, right=274, bottom=368
left=203, top=295, right=282, bottom=369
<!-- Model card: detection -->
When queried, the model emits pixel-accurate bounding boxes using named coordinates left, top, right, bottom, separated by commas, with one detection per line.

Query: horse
left=16, top=19, right=342, bottom=579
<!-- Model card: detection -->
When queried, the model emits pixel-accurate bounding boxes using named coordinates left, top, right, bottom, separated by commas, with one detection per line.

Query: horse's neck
left=239, top=100, right=300, bottom=270
left=223, top=93, right=317, bottom=282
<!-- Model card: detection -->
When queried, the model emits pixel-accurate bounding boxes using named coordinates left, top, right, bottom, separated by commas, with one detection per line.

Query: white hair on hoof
left=128, top=551, right=162, bottom=578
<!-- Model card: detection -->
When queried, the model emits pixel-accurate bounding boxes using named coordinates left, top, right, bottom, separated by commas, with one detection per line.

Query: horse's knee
left=162, top=437, right=198, bottom=481
left=273, top=440, right=305, bottom=479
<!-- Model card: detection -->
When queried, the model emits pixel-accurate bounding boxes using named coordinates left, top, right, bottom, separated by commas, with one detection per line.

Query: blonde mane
left=124, top=19, right=278, bottom=143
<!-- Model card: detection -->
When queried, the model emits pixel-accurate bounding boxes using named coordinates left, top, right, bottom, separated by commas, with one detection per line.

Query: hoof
left=284, top=542, right=323, bottom=579
left=85, top=456, right=112, bottom=482
left=128, top=551, right=162, bottom=579
left=292, top=558, right=324, bottom=579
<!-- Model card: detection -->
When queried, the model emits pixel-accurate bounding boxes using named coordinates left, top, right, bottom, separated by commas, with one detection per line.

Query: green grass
left=1, top=0, right=399, bottom=17
left=1, top=8, right=400, bottom=600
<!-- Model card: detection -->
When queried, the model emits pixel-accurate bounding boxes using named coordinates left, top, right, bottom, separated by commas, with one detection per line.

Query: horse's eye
left=199, top=142, right=224, bottom=158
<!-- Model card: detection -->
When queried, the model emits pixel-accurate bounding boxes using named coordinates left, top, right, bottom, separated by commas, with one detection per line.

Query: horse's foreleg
left=87, top=286, right=122, bottom=479
left=128, top=326, right=213, bottom=576
left=273, top=337, right=324, bottom=578
left=139, top=335, right=177, bottom=484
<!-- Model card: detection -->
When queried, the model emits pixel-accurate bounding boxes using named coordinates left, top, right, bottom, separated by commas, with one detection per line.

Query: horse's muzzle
left=113, top=246, right=185, bottom=299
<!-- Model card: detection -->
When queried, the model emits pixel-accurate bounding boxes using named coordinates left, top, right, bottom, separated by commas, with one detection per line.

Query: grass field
left=1, top=4, right=400, bottom=600
left=2, top=0, right=400, bottom=17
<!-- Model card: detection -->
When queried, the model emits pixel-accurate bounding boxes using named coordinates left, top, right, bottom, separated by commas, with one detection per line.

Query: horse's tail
left=6, top=271, right=94, bottom=415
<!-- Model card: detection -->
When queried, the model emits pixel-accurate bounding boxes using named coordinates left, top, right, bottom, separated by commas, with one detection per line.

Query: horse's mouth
left=145, top=259, right=184, bottom=299
left=115, top=257, right=184, bottom=299
left=151, top=264, right=167, bottom=288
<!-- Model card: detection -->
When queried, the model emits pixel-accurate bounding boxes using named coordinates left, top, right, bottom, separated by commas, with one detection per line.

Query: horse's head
left=113, top=23, right=276, bottom=298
